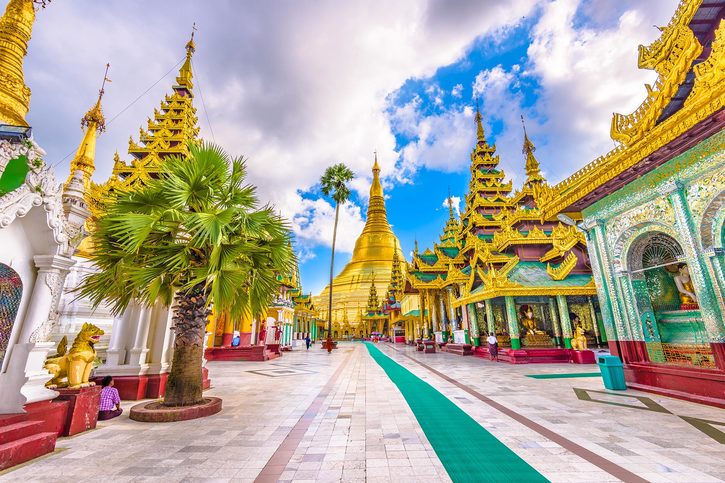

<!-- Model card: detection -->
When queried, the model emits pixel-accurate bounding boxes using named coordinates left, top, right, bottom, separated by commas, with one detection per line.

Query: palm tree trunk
left=327, top=202, right=340, bottom=353
left=164, top=286, right=209, bottom=406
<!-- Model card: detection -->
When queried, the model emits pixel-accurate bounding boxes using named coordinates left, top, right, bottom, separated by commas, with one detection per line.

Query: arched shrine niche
left=625, top=232, right=714, bottom=368
left=0, top=263, right=23, bottom=373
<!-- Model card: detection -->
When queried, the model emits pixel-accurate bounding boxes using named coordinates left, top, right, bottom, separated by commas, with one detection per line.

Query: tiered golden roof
left=0, top=0, right=34, bottom=126
left=409, top=107, right=596, bottom=305
left=78, top=31, right=201, bottom=257
left=88, top=32, right=200, bottom=213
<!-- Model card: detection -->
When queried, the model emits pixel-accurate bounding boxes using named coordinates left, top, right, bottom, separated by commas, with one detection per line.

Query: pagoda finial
left=414, top=238, right=419, bottom=255
left=176, top=24, right=196, bottom=90
left=447, top=187, right=455, bottom=220
left=521, top=115, right=544, bottom=187
left=0, top=0, right=38, bottom=127
left=475, top=100, right=485, bottom=143
left=64, top=63, right=111, bottom=191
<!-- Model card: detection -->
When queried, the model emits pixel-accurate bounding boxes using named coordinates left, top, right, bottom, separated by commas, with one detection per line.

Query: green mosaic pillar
left=556, top=295, right=573, bottom=349
left=431, top=292, right=439, bottom=333
left=485, top=299, right=495, bottom=335
left=584, top=219, right=628, bottom=343
left=548, top=297, right=562, bottom=347
left=439, top=293, right=449, bottom=341
left=467, top=303, right=479, bottom=346
left=504, top=296, right=520, bottom=349
left=447, top=287, right=457, bottom=330
left=663, top=181, right=725, bottom=344
left=705, top=249, right=725, bottom=317
left=588, top=296, right=605, bottom=344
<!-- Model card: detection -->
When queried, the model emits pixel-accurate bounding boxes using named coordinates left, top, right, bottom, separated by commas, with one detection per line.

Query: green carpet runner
left=364, top=342, right=548, bottom=483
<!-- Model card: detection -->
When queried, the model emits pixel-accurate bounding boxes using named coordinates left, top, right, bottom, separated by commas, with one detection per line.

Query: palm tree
left=319, top=163, right=354, bottom=353
left=80, top=142, right=294, bottom=406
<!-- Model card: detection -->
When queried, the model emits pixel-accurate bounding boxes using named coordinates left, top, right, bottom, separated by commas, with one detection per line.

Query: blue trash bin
left=597, top=355, right=627, bottom=390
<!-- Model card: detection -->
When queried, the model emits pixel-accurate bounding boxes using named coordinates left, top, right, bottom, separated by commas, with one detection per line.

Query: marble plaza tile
left=5, top=341, right=724, bottom=482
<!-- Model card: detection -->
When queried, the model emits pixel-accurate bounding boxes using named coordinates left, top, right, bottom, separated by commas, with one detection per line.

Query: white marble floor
left=1, top=342, right=723, bottom=483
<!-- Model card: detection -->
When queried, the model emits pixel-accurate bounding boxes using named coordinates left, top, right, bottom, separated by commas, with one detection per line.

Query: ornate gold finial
left=447, top=187, right=455, bottom=219
left=521, top=115, right=544, bottom=186
left=0, top=0, right=38, bottom=127
left=64, top=63, right=111, bottom=190
left=475, top=100, right=485, bottom=142
left=176, top=23, right=196, bottom=89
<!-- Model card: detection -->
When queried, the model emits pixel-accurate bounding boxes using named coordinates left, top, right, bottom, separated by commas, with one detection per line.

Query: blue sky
left=22, top=0, right=678, bottom=295
left=294, top=0, right=676, bottom=294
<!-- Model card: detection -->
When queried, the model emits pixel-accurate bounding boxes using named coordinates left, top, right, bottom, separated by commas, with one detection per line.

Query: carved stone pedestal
left=571, top=350, right=596, bottom=364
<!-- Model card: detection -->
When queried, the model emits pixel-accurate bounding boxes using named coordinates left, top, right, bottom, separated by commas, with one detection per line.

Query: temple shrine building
left=408, top=109, right=603, bottom=363
left=539, top=1, right=725, bottom=405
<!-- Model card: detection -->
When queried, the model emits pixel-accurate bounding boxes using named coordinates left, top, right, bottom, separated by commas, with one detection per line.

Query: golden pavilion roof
left=314, top=155, right=406, bottom=325
left=539, top=0, right=725, bottom=216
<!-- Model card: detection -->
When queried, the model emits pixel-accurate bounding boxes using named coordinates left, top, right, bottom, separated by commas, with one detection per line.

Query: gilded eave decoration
left=539, top=1, right=724, bottom=217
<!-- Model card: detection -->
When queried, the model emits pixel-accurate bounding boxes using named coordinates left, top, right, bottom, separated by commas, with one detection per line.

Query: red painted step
left=0, top=420, right=45, bottom=445
left=0, top=432, right=57, bottom=471
left=0, top=414, right=27, bottom=427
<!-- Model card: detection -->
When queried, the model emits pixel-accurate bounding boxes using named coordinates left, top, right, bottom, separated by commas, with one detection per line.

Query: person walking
left=305, top=335, right=311, bottom=350
left=487, top=332, right=499, bottom=362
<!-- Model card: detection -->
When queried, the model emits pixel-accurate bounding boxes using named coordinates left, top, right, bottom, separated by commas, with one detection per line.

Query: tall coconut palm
left=80, top=142, right=294, bottom=406
left=319, top=163, right=354, bottom=353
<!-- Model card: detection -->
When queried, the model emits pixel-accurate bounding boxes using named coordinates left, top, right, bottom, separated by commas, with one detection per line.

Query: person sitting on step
left=98, top=376, right=123, bottom=421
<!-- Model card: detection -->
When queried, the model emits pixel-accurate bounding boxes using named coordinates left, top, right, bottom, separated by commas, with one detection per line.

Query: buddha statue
left=674, top=264, right=698, bottom=307
left=520, top=306, right=545, bottom=335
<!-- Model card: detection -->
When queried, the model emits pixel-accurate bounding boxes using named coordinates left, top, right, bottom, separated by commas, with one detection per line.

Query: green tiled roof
left=508, top=262, right=592, bottom=287
left=419, top=253, right=438, bottom=265
left=439, top=247, right=459, bottom=258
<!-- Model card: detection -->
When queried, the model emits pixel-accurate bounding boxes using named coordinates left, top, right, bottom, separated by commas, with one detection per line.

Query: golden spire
left=65, top=64, right=110, bottom=190
left=176, top=23, right=196, bottom=90
left=359, top=151, right=389, bottom=239
left=521, top=115, right=544, bottom=187
left=0, top=0, right=36, bottom=126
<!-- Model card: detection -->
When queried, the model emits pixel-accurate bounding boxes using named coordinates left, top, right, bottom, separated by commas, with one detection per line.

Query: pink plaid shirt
left=99, top=386, right=120, bottom=411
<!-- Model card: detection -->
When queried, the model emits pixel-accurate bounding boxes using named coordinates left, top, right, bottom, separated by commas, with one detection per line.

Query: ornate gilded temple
left=538, top=0, right=725, bottom=405
left=408, top=109, right=603, bottom=361
left=314, top=156, right=406, bottom=335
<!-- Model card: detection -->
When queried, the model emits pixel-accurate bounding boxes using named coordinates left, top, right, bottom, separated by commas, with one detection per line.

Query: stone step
left=0, top=432, right=57, bottom=471
left=0, top=421, right=45, bottom=445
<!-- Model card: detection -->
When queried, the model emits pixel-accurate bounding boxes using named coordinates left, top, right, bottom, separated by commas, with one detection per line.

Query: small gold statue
left=44, top=323, right=104, bottom=389
left=571, top=324, right=588, bottom=351
left=520, top=305, right=545, bottom=335
left=674, top=264, right=697, bottom=306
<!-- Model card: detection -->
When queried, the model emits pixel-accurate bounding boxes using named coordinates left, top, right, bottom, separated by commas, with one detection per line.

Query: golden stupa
left=314, top=155, right=405, bottom=326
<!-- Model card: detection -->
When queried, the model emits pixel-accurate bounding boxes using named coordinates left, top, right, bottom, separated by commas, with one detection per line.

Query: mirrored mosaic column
left=505, top=296, right=520, bottom=349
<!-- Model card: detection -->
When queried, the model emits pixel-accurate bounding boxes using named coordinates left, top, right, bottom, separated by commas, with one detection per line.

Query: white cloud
left=24, top=0, right=540, bottom=265
left=523, top=0, right=680, bottom=182
left=451, top=83, right=463, bottom=98
left=393, top=102, right=475, bottom=178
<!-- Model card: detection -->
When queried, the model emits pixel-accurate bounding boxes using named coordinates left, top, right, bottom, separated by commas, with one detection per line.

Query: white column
left=146, top=304, right=172, bottom=374
left=126, top=304, right=152, bottom=369
left=18, top=255, right=75, bottom=409
left=104, top=302, right=137, bottom=367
